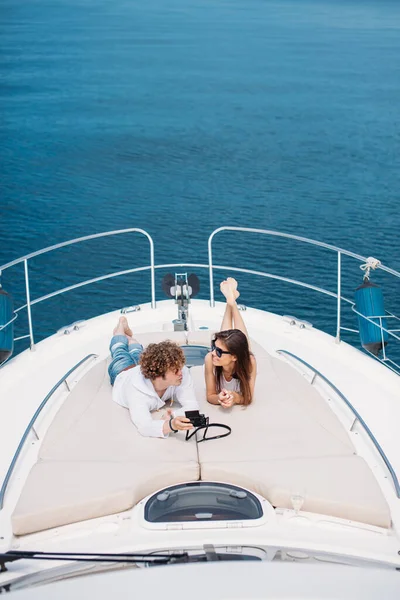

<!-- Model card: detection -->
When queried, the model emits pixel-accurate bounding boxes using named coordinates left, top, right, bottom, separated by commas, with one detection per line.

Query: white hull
left=1, top=228, right=399, bottom=594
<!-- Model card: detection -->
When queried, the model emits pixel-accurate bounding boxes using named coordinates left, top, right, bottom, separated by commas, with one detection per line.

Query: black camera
left=185, top=410, right=208, bottom=428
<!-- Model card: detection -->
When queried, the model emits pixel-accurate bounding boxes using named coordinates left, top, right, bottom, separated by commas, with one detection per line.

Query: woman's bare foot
left=121, top=316, right=133, bottom=337
left=227, top=277, right=240, bottom=300
left=220, top=280, right=236, bottom=305
left=113, top=316, right=133, bottom=337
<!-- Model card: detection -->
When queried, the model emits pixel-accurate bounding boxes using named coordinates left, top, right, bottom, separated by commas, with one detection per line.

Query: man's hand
left=218, top=388, right=234, bottom=408
left=172, top=416, right=194, bottom=431
left=162, top=409, right=193, bottom=434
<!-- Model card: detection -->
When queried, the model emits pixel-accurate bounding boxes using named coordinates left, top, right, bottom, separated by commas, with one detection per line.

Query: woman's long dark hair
left=213, top=329, right=253, bottom=406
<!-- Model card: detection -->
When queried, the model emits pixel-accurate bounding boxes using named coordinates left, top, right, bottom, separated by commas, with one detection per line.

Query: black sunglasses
left=211, top=341, right=231, bottom=358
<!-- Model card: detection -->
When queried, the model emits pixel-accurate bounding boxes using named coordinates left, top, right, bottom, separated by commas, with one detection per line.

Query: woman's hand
left=218, top=388, right=234, bottom=408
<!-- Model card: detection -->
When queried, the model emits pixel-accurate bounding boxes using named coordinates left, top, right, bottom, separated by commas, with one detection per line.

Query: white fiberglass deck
left=4, top=309, right=396, bottom=536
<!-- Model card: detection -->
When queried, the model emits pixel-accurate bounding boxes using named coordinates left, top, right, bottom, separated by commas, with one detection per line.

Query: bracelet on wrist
left=169, top=416, right=178, bottom=433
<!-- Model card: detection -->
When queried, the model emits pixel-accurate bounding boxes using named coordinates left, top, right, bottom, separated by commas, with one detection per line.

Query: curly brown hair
left=139, top=340, right=186, bottom=379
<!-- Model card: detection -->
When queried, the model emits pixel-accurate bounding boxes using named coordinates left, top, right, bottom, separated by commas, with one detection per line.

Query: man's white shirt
left=112, top=365, right=199, bottom=438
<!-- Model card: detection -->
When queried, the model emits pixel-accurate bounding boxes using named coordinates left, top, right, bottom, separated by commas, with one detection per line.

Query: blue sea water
left=0, top=0, right=399, bottom=358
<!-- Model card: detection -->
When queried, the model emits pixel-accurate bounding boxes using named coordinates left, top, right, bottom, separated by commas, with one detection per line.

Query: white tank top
left=221, top=373, right=241, bottom=393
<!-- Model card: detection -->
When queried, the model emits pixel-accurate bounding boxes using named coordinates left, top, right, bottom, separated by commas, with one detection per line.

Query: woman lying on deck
left=205, top=278, right=257, bottom=408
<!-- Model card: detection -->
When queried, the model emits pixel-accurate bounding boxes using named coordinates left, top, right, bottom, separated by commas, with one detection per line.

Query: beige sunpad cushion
left=134, top=331, right=187, bottom=347
left=11, top=335, right=391, bottom=534
left=186, top=330, right=215, bottom=347
left=199, top=455, right=389, bottom=528
left=190, top=361, right=391, bottom=528
left=12, top=359, right=199, bottom=536
left=12, top=460, right=198, bottom=536
left=38, top=360, right=193, bottom=462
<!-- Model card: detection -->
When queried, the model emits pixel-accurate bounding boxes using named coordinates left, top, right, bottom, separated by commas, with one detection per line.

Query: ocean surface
left=1, top=0, right=399, bottom=360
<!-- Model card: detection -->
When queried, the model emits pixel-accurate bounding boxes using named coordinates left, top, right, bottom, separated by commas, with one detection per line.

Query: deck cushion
left=12, top=460, right=198, bottom=536
left=11, top=333, right=391, bottom=535
left=134, top=331, right=187, bottom=347
left=12, top=358, right=199, bottom=536
left=191, top=360, right=391, bottom=528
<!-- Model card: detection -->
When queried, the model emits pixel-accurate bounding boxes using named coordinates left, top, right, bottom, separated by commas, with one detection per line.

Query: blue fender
left=355, top=281, right=388, bottom=356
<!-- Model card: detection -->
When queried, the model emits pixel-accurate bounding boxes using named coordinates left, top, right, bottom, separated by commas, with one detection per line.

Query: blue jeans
left=108, top=335, right=143, bottom=385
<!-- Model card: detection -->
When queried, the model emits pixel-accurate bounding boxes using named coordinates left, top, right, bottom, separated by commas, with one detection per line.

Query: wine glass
left=290, top=490, right=305, bottom=514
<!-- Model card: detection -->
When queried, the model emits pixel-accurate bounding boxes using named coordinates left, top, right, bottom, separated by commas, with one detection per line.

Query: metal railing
left=0, top=229, right=155, bottom=350
left=0, top=353, right=98, bottom=510
left=277, top=349, right=400, bottom=499
left=0, top=227, right=399, bottom=372
left=349, top=308, right=400, bottom=373
left=208, top=227, right=400, bottom=372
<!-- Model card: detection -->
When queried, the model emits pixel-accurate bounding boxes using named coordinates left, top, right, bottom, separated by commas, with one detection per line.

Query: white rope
left=360, top=256, right=381, bottom=280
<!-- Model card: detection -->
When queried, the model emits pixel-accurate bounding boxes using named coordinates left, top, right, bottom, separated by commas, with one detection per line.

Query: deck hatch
left=180, top=345, right=210, bottom=367
left=144, top=482, right=263, bottom=523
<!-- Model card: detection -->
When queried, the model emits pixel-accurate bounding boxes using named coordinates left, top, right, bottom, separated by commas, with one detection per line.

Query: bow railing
left=1, top=226, right=399, bottom=373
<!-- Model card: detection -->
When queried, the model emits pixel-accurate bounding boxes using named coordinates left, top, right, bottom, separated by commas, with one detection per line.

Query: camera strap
left=185, top=418, right=232, bottom=443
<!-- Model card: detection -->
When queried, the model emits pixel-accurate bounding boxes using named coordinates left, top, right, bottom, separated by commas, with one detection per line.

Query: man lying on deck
left=109, top=317, right=199, bottom=438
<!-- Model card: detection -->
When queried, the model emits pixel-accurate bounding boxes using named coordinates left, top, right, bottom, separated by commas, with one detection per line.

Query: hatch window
left=180, top=345, right=209, bottom=367
left=144, top=482, right=263, bottom=523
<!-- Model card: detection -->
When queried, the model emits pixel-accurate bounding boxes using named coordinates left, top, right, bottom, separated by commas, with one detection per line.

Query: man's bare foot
left=113, top=316, right=133, bottom=337
left=227, top=277, right=240, bottom=300
left=220, top=280, right=236, bottom=305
